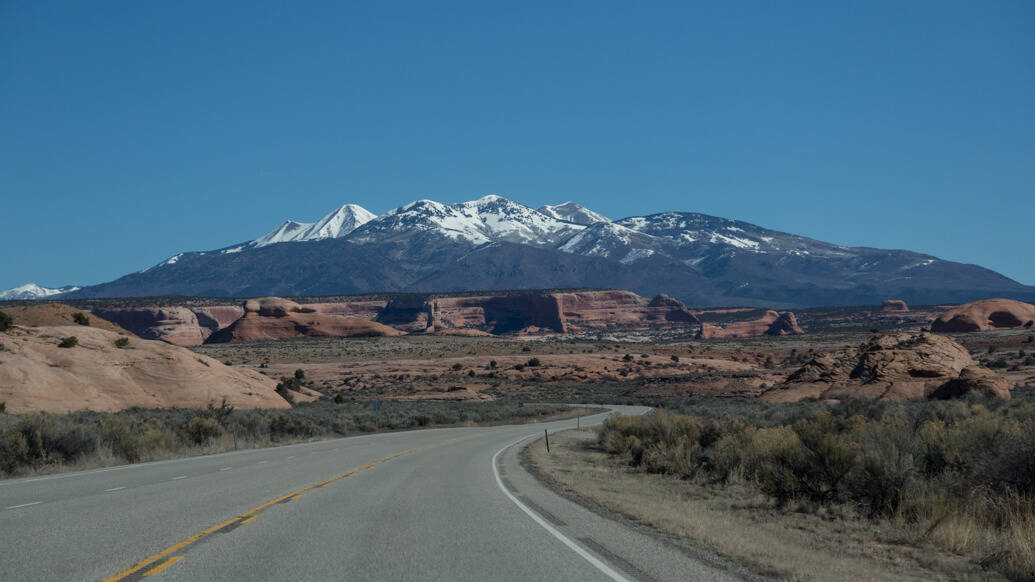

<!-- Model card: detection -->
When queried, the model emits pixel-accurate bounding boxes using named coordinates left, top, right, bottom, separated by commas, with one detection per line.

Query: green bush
left=115, top=337, right=130, bottom=348
left=0, top=310, right=11, bottom=332
left=526, top=357, right=541, bottom=367
left=72, top=312, right=90, bottom=326
left=294, top=368, right=305, bottom=380
left=58, top=336, right=78, bottom=348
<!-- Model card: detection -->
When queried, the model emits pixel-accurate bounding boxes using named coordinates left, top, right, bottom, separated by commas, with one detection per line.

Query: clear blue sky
left=2, top=0, right=1032, bottom=290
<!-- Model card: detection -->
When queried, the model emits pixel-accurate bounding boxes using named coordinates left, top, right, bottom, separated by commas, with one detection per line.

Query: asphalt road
left=0, top=406, right=748, bottom=581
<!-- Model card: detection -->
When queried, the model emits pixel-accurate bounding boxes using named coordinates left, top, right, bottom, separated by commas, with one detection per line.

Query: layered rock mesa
left=207, top=297, right=404, bottom=343
left=931, top=298, right=1035, bottom=332
left=89, top=289, right=701, bottom=343
left=0, top=325, right=288, bottom=413
left=761, top=332, right=1010, bottom=403
left=374, top=290, right=698, bottom=334
left=881, top=299, right=909, bottom=313
left=697, top=310, right=803, bottom=339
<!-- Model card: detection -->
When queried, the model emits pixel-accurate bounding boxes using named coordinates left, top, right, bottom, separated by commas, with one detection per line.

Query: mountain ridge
left=9, top=195, right=1032, bottom=307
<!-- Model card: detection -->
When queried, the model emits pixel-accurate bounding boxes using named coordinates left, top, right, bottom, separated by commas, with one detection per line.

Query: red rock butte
left=697, top=310, right=804, bottom=340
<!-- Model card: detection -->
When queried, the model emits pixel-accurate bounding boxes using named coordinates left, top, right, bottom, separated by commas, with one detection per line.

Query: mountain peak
left=537, top=202, right=609, bottom=225
left=0, top=283, right=81, bottom=300
left=251, top=204, right=376, bottom=248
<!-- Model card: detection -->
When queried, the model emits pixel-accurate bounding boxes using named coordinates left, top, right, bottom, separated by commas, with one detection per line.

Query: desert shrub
left=0, top=310, right=11, bottom=332
left=597, top=396, right=1035, bottom=580
left=267, top=412, right=319, bottom=440
left=294, top=368, right=305, bottom=380
left=114, top=337, right=130, bottom=348
left=670, top=355, right=679, bottom=362
left=185, top=417, right=222, bottom=445
left=72, top=312, right=90, bottom=326
left=58, top=336, right=78, bottom=348
left=451, top=363, right=463, bottom=371
left=526, top=357, right=541, bottom=367
left=0, top=402, right=5, bottom=414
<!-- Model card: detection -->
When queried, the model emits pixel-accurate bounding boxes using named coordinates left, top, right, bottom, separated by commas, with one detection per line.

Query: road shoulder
left=525, top=429, right=1000, bottom=582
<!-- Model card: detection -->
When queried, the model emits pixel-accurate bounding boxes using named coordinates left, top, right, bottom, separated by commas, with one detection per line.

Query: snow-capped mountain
left=0, top=283, right=80, bottom=300
left=537, top=202, right=609, bottom=225
left=350, top=195, right=583, bottom=246
left=60, top=194, right=1035, bottom=307
left=251, top=204, right=376, bottom=248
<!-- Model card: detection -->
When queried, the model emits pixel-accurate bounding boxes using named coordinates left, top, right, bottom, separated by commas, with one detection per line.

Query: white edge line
left=491, top=433, right=632, bottom=582
left=5, top=501, right=42, bottom=509
left=104, top=487, right=126, bottom=492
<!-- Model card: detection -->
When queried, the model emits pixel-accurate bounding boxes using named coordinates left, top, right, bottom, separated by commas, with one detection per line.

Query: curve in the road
left=103, top=433, right=480, bottom=581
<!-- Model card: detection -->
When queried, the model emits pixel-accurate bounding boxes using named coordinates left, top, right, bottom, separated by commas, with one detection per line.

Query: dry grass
left=529, top=430, right=1004, bottom=582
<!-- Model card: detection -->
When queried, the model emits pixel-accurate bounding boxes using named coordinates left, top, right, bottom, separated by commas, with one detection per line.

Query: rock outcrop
left=0, top=325, right=288, bottom=413
left=91, top=307, right=206, bottom=346
left=2, top=303, right=135, bottom=336
left=931, top=299, right=1035, bottom=332
left=208, top=297, right=404, bottom=343
left=85, top=289, right=702, bottom=342
left=881, top=299, right=909, bottom=313
left=761, top=332, right=1011, bottom=402
left=697, top=310, right=804, bottom=339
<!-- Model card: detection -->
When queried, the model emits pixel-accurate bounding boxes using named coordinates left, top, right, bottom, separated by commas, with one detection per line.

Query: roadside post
left=544, top=429, right=550, bottom=453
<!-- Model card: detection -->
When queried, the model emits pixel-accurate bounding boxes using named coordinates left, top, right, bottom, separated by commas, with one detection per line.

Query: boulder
left=0, top=325, right=287, bottom=413
left=932, top=299, right=1035, bottom=332
left=762, top=332, right=1010, bottom=402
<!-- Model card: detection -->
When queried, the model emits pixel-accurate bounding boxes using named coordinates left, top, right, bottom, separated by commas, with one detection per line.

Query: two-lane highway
left=0, top=406, right=749, bottom=581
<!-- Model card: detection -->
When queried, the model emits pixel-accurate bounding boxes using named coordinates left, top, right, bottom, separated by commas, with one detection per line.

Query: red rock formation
left=194, top=306, right=245, bottom=336
left=761, top=332, right=1011, bottom=402
left=931, top=299, right=1035, bottom=332
left=697, top=310, right=804, bottom=339
left=0, top=325, right=288, bottom=413
left=92, top=307, right=208, bottom=346
left=91, top=289, right=702, bottom=341
left=881, top=299, right=909, bottom=313
left=208, top=297, right=404, bottom=343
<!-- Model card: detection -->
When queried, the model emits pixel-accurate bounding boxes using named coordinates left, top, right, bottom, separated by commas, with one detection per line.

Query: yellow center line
left=238, top=515, right=259, bottom=525
left=142, top=557, right=182, bottom=577
left=102, top=434, right=476, bottom=581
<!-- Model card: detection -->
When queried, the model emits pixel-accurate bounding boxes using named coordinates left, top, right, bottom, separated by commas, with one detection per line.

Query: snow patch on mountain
left=0, top=283, right=81, bottom=300
left=251, top=204, right=376, bottom=248
left=351, top=195, right=583, bottom=246
left=537, top=202, right=610, bottom=225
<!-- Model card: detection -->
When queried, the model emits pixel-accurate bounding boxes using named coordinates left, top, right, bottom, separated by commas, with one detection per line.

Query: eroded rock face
left=762, top=332, right=1010, bottom=402
left=208, top=297, right=404, bottom=342
left=92, top=307, right=207, bottom=346
left=697, top=310, right=804, bottom=339
left=88, top=289, right=702, bottom=341
left=931, top=299, right=1035, bottom=332
left=882, top=299, right=909, bottom=312
left=0, top=325, right=288, bottom=413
